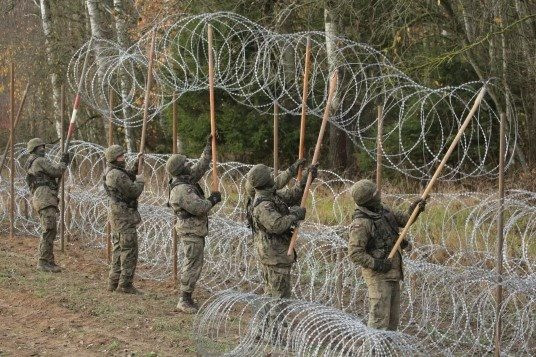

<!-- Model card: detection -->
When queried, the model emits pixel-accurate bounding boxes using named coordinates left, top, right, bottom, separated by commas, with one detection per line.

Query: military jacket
left=252, top=184, right=303, bottom=267
left=26, top=154, right=66, bottom=212
left=169, top=149, right=212, bottom=238
left=104, top=164, right=144, bottom=233
left=348, top=205, right=409, bottom=281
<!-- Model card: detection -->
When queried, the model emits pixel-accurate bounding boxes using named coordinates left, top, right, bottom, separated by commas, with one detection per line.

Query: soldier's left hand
left=61, top=152, right=71, bottom=165
left=409, top=198, right=427, bottom=214
left=289, top=206, right=306, bottom=221
left=289, top=158, right=306, bottom=174
left=401, top=240, right=413, bottom=252
left=135, top=174, right=145, bottom=183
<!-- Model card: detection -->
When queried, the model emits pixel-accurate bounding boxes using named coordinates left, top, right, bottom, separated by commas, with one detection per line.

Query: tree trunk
left=38, top=0, right=62, bottom=139
left=324, top=6, right=347, bottom=172
left=112, top=0, right=136, bottom=153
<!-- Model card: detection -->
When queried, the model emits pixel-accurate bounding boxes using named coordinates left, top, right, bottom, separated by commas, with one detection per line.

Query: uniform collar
left=355, top=205, right=383, bottom=220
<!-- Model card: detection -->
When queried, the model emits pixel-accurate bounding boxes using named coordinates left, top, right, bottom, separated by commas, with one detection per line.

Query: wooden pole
left=172, top=92, right=178, bottom=289
left=494, top=112, right=506, bottom=357
left=388, top=86, right=487, bottom=259
left=297, top=37, right=312, bottom=181
left=138, top=30, right=157, bottom=174
left=0, top=81, right=30, bottom=173
left=287, top=71, right=339, bottom=255
left=106, top=88, right=114, bottom=263
left=376, top=105, right=384, bottom=191
left=64, top=38, right=93, bottom=153
left=60, top=85, right=66, bottom=252
left=9, top=63, right=15, bottom=240
left=207, top=24, right=219, bottom=191
left=273, top=101, right=279, bottom=176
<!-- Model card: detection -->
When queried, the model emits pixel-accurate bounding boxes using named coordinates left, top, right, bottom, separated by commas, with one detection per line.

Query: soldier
left=26, top=138, right=70, bottom=272
left=103, top=145, right=145, bottom=294
left=348, top=179, right=426, bottom=331
left=166, top=135, right=221, bottom=313
left=247, top=163, right=317, bottom=318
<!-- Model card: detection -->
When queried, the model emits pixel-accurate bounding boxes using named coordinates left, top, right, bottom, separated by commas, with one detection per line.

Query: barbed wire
left=0, top=141, right=534, bottom=355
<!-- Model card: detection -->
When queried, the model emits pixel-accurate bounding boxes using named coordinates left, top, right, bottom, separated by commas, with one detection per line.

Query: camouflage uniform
left=103, top=145, right=144, bottom=293
left=25, top=138, right=68, bottom=272
left=348, top=179, right=423, bottom=331
left=167, top=140, right=221, bottom=313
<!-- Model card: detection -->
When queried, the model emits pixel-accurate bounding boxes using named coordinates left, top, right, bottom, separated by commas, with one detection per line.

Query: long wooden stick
left=0, top=81, right=30, bottom=172
left=64, top=37, right=93, bottom=152
left=287, top=71, right=339, bottom=256
left=208, top=24, right=219, bottom=191
left=9, top=63, right=15, bottom=240
left=172, top=92, right=179, bottom=289
left=273, top=101, right=279, bottom=176
left=297, top=37, right=312, bottom=181
left=388, top=86, right=487, bottom=259
left=106, top=89, right=114, bottom=263
left=138, top=30, right=157, bottom=174
left=494, top=112, right=506, bottom=357
left=60, top=85, right=66, bottom=252
left=376, top=105, right=384, bottom=191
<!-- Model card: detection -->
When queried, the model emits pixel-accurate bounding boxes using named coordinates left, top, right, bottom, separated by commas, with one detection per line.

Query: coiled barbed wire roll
left=0, top=141, right=534, bottom=355
left=67, top=12, right=517, bottom=181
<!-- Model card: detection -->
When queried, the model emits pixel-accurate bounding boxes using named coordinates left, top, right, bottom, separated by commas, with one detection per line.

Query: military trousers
left=364, top=276, right=401, bottom=331
left=179, top=235, right=205, bottom=294
left=38, top=207, right=59, bottom=265
left=259, top=264, right=292, bottom=335
left=109, top=230, right=138, bottom=287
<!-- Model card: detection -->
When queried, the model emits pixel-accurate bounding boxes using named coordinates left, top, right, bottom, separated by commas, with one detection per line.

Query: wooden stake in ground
left=376, top=105, right=384, bottom=191
left=9, top=63, right=15, bottom=240
left=106, top=88, right=114, bottom=263
left=172, top=92, right=179, bottom=289
left=207, top=24, right=219, bottom=191
left=0, top=81, right=29, bottom=173
left=287, top=71, right=339, bottom=256
left=494, top=112, right=506, bottom=357
left=64, top=38, right=93, bottom=153
left=273, top=101, right=279, bottom=176
left=60, top=85, right=66, bottom=252
left=388, top=86, right=487, bottom=259
left=297, top=37, right=312, bottom=181
left=137, top=30, right=156, bottom=174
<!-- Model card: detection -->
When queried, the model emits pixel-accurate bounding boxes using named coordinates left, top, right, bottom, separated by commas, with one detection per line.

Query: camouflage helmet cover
left=351, top=179, right=378, bottom=205
left=105, top=145, right=126, bottom=163
left=166, top=154, right=188, bottom=176
left=27, top=138, right=46, bottom=153
left=247, top=164, right=273, bottom=189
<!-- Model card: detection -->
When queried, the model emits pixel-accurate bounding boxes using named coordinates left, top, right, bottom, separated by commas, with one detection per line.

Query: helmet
left=27, top=138, right=46, bottom=153
left=166, top=154, right=188, bottom=176
left=105, top=145, right=126, bottom=163
left=350, top=179, right=377, bottom=205
left=247, top=164, right=273, bottom=189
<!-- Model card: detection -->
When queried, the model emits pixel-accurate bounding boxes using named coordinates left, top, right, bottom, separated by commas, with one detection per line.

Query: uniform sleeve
left=178, top=186, right=213, bottom=216
left=274, top=168, right=293, bottom=190
left=348, top=219, right=375, bottom=269
left=38, top=158, right=66, bottom=178
left=189, top=145, right=211, bottom=183
left=393, top=209, right=410, bottom=227
left=114, top=172, right=144, bottom=200
left=276, top=184, right=304, bottom=207
left=255, top=201, right=297, bottom=235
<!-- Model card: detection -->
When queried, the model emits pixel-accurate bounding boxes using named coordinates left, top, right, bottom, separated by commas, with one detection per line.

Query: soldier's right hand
left=208, top=191, right=222, bottom=206
left=289, top=206, right=306, bottom=221
left=373, top=259, right=392, bottom=273
left=61, top=152, right=71, bottom=165
left=289, top=158, right=306, bottom=175
left=135, top=174, right=145, bottom=183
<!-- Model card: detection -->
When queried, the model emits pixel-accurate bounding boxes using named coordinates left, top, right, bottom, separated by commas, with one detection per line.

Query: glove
left=207, top=191, right=222, bottom=206
left=289, top=206, right=306, bottom=221
left=61, top=153, right=71, bottom=165
left=300, top=164, right=318, bottom=188
left=373, top=259, right=392, bottom=273
left=408, top=198, right=427, bottom=216
left=400, top=239, right=412, bottom=252
left=135, top=174, right=145, bottom=183
left=289, top=158, right=306, bottom=176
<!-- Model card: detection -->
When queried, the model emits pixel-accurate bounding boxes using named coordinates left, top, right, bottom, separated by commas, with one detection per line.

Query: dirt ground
left=0, top=235, right=203, bottom=357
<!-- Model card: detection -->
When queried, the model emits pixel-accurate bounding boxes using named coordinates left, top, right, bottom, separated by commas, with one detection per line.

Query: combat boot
left=176, top=292, right=198, bottom=314
left=37, top=262, right=61, bottom=273
left=107, top=280, right=118, bottom=292
left=48, top=262, right=62, bottom=273
left=117, top=283, right=143, bottom=295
